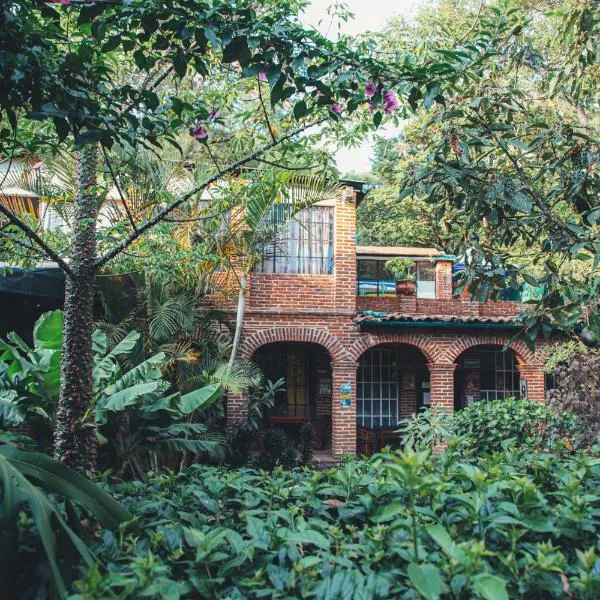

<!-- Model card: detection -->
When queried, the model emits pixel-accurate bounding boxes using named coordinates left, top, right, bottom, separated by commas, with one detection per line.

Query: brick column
left=435, top=259, right=454, bottom=300
left=331, top=360, right=358, bottom=456
left=518, top=364, right=546, bottom=402
left=429, top=362, right=456, bottom=415
left=226, top=392, right=246, bottom=427
left=334, top=188, right=357, bottom=312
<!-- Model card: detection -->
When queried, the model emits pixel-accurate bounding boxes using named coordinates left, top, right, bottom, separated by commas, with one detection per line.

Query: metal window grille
left=357, top=348, right=399, bottom=428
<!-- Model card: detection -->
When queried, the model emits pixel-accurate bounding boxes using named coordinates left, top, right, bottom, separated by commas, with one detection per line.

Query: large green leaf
left=33, top=310, right=63, bottom=350
left=0, top=443, right=132, bottom=530
left=179, top=383, right=222, bottom=415
left=407, top=562, right=448, bottom=600
left=0, top=444, right=131, bottom=596
left=0, top=390, right=24, bottom=426
left=472, top=574, right=509, bottom=600
left=97, top=381, right=164, bottom=414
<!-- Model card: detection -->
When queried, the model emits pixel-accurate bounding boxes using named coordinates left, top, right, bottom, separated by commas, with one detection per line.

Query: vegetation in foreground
left=6, top=441, right=599, bottom=600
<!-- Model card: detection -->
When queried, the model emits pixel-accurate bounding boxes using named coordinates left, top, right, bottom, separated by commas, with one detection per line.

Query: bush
left=452, top=397, right=574, bottom=454
left=72, top=447, right=600, bottom=598
left=260, top=428, right=291, bottom=470
left=547, top=353, right=600, bottom=449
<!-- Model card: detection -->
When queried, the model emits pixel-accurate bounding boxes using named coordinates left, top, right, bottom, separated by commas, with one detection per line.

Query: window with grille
left=256, top=205, right=334, bottom=274
left=357, top=348, right=399, bottom=428
left=477, top=350, right=520, bottom=401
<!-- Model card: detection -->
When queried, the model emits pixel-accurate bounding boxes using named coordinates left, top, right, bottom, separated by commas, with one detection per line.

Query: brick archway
left=240, top=327, right=349, bottom=362
left=348, top=333, right=440, bottom=364
left=441, top=335, right=536, bottom=366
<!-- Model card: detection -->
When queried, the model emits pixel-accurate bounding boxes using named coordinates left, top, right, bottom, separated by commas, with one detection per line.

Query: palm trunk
left=228, top=272, right=247, bottom=369
left=54, top=145, right=99, bottom=474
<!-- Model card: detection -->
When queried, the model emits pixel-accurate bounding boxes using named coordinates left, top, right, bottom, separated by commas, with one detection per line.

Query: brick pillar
left=331, top=360, right=358, bottom=456
left=226, top=392, right=246, bottom=426
left=518, top=364, right=546, bottom=402
left=429, top=363, right=456, bottom=415
left=334, top=188, right=357, bottom=312
left=435, top=259, right=454, bottom=300
left=429, top=363, right=456, bottom=452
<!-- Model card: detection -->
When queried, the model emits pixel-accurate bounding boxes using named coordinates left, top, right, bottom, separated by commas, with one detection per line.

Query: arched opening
left=454, top=345, right=522, bottom=410
left=357, top=343, right=430, bottom=452
left=252, top=342, right=332, bottom=451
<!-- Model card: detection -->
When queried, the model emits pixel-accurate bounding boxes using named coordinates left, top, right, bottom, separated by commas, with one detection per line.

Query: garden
left=1, top=0, right=599, bottom=598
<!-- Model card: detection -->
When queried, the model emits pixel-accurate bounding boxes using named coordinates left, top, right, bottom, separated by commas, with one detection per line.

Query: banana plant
left=0, top=312, right=227, bottom=477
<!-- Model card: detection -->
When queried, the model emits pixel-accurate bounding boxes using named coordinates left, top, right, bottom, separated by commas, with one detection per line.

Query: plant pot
left=395, top=279, right=416, bottom=296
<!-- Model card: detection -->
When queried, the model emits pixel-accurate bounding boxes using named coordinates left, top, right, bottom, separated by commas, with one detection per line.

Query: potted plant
left=385, top=258, right=416, bottom=296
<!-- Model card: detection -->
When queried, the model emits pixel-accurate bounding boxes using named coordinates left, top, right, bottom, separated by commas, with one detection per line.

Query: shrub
left=72, top=447, right=600, bottom=599
left=453, top=397, right=574, bottom=454
left=299, top=421, right=316, bottom=465
left=547, top=352, right=600, bottom=449
left=260, top=428, right=290, bottom=470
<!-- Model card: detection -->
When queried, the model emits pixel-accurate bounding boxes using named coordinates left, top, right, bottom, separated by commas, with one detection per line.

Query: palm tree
left=202, top=171, right=347, bottom=368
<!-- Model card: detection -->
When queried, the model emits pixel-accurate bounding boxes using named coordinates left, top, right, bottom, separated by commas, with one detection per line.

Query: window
left=256, top=346, right=310, bottom=417
left=416, top=263, right=436, bottom=299
left=357, top=259, right=437, bottom=299
left=256, top=205, right=334, bottom=274
left=357, top=348, right=399, bottom=428
left=477, top=350, right=520, bottom=401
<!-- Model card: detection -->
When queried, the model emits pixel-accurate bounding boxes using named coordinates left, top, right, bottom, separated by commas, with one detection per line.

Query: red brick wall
left=435, top=260, right=453, bottom=300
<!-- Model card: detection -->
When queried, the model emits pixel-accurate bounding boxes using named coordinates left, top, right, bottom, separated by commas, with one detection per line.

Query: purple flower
left=315, top=89, right=324, bottom=97
left=258, top=71, right=267, bottom=82
left=53, top=0, right=71, bottom=4
left=209, top=106, right=218, bottom=119
left=192, top=125, right=208, bottom=140
left=383, top=90, right=399, bottom=113
left=331, top=103, right=342, bottom=114
left=365, top=81, right=377, bottom=98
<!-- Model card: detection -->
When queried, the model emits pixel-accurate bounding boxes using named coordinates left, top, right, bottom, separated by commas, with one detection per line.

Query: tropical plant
left=0, top=311, right=228, bottom=477
left=0, top=441, right=132, bottom=599
left=547, top=353, right=600, bottom=449
left=384, top=258, right=415, bottom=282
left=70, top=446, right=600, bottom=598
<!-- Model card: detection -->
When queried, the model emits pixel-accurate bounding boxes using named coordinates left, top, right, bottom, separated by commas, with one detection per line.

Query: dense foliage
left=66, top=446, right=600, bottom=599
left=452, top=397, right=575, bottom=455
left=547, top=353, right=600, bottom=449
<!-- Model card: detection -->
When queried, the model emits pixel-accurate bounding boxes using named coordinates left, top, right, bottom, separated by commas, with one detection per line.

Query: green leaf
left=179, top=383, right=222, bottom=415
left=293, top=100, right=308, bottom=120
left=33, top=310, right=63, bottom=350
left=472, top=574, right=509, bottom=600
left=287, top=530, right=331, bottom=550
left=407, top=562, right=448, bottom=600
left=371, top=501, right=405, bottom=522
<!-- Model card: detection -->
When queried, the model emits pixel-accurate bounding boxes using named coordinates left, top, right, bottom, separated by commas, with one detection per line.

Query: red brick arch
left=442, top=335, right=536, bottom=366
left=348, top=333, right=440, bottom=364
left=240, top=327, right=349, bottom=362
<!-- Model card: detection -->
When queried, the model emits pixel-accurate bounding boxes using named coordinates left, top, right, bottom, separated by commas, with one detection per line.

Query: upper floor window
left=256, top=205, right=334, bottom=275
left=357, top=259, right=437, bottom=299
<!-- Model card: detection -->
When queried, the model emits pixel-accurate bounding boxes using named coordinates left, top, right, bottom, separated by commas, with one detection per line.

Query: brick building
left=224, top=183, right=552, bottom=456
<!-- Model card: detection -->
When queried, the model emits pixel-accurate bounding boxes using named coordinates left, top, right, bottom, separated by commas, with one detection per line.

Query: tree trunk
left=54, top=145, right=99, bottom=474
left=228, top=272, right=247, bottom=369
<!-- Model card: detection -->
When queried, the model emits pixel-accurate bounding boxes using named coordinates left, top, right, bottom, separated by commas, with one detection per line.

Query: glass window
left=416, top=262, right=436, bottom=299
left=256, top=205, right=334, bottom=274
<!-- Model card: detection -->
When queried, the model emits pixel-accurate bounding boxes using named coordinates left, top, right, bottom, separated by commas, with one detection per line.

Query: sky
left=299, top=0, right=426, bottom=175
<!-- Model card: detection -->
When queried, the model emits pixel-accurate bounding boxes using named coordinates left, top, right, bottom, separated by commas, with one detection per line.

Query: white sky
left=300, top=0, right=427, bottom=175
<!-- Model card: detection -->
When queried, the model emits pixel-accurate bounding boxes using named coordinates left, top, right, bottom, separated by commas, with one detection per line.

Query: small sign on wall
left=340, top=383, right=352, bottom=408
left=318, top=377, right=332, bottom=395
left=520, top=379, right=527, bottom=398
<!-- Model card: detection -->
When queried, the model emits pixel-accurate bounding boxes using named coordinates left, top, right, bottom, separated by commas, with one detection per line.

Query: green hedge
left=69, top=446, right=600, bottom=599
left=452, top=397, right=575, bottom=454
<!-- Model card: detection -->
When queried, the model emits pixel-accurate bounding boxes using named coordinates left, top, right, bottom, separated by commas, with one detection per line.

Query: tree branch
left=0, top=202, right=74, bottom=276
left=95, top=119, right=326, bottom=269
left=257, top=76, right=277, bottom=143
